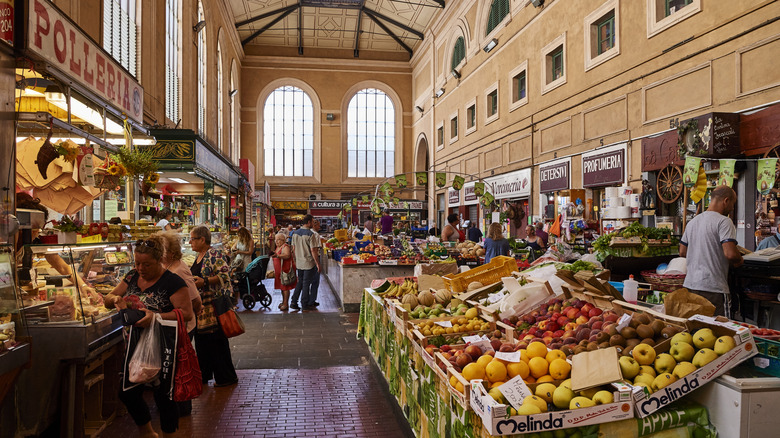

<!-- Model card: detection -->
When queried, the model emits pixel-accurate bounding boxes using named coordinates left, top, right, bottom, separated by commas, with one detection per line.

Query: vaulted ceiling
left=228, top=0, right=444, bottom=58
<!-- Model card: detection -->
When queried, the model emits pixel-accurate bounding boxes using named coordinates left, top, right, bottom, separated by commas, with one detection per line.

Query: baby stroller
left=233, top=255, right=272, bottom=310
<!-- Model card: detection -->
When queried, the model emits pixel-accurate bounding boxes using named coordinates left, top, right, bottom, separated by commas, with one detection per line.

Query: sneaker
left=310, top=302, right=320, bottom=307
left=290, top=303, right=300, bottom=310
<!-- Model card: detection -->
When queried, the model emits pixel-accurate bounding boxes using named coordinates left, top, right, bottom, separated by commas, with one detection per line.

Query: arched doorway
left=414, top=134, right=432, bottom=228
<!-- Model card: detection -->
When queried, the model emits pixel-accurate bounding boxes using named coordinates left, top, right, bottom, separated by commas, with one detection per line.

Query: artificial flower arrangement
left=93, top=146, right=157, bottom=192
left=50, top=215, right=84, bottom=233
left=54, top=141, right=81, bottom=163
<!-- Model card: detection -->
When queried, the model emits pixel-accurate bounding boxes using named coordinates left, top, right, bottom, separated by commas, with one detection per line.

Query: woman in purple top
left=379, top=209, right=394, bottom=235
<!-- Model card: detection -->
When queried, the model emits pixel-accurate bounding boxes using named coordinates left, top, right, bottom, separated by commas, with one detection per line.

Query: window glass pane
left=347, top=89, right=395, bottom=178
left=262, top=86, right=314, bottom=176
left=486, top=0, right=509, bottom=35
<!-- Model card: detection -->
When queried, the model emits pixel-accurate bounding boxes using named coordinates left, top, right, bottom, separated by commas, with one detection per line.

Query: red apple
left=553, top=330, right=565, bottom=338
left=603, top=312, right=619, bottom=323
left=546, top=322, right=560, bottom=333
left=557, top=316, right=570, bottom=327
left=589, top=308, right=603, bottom=317
left=591, top=321, right=603, bottom=330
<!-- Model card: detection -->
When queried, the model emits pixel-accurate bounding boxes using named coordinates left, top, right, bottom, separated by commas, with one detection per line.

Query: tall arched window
left=486, top=0, right=509, bottom=35
left=263, top=86, right=313, bottom=177
left=216, top=39, right=223, bottom=152
left=197, top=1, right=206, bottom=136
left=165, top=0, right=181, bottom=122
left=230, top=61, right=238, bottom=163
left=451, top=36, right=465, bottom=70
left=347, top=89, right=395, bottom=178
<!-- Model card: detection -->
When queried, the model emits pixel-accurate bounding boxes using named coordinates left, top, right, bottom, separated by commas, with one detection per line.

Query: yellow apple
left=654, top=353, right=677, bottom=374
left=552, top=385, right=575, bottom=409
left=632, top=343, right=657, bottom=365
left=670, top=332, right=693, bottom=347
left=639, top=365, right=656, bottom=377
left=669, top=341, right=695, bottom=362
left=693, top=328, right=716, bottom=349
left=570, top=396, right=596, bottom=409
left=714, top=335, right=736, bottom=355
left=652, top=373, right=678, bottom=391
left=673, top=362, right=697, bottom=379
left=592, top=390, right=614, bottom=405
left=633, top=373, right=655, bottom=387
left=692, top=348, right=719, bottom=368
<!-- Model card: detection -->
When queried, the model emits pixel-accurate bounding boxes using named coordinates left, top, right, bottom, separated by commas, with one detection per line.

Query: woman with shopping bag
left=104, top=234, right=194, bottom=436
left=271, top=232, right=296, bottom=311
left=189, top=225, right=239, bottom=387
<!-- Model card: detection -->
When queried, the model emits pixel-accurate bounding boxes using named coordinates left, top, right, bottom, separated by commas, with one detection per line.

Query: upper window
left=450, top=112, right=459, bottom=142
left=347, top=89, right=395, bottom=178
left=263, top=86, right=314, bottom=177
left=509, top=61, right=529, bottom=112
left=230, top=63, right=238, bottom=163
left=466, top=99, right=477, bottom=135
left=585, top=1, right=620, bottom=71
left=165, top=0, right=181, bottom=123
left=217, top=41, right=224, bottom=153
left=542, top=33, right=567, bottom=95
left=103, top=0, right=138, bottom=77
left=451, top=37, right=465, bottom=71
left=197, top=1, right=206, bottom=136
left=647, top=0, right=700, bottom=37
left=485, top=82, right=499, bottom=125
left=486, top=0, right=510, bottom=35
left=437, top=125, right=444, bottom=148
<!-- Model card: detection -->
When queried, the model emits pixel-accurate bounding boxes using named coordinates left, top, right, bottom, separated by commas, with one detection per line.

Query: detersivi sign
left=539, top=158, right=570, bottom=192
left=484, top=168, right=531, bottom=200
left=27, top=0, right=144, bottom=123
left=582, top=143, right=626, bottom=187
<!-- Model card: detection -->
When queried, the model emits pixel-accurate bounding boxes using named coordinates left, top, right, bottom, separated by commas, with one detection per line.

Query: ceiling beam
left=354, top=9, right=363, bottom=58
left=364, top=11, right=412, bottom=58
left=298, top=2, right=304, bottom=55
left=363, top=7, right=424, bottom=40
left=241, top=5, right=299, bottom=46
left=235, top=4, right=299, bottom=28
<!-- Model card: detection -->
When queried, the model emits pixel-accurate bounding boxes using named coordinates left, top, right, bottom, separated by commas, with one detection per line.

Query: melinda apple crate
left=632, top=315, right=757, bottom=418
left=470, top=380, right=634, bottom=435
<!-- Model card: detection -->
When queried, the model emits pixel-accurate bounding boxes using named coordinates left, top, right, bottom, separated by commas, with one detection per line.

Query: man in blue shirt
left=757, top=232, right=780, bottom=250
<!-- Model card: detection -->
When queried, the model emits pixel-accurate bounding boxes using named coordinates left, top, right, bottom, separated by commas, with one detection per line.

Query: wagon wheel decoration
left=657, top=164, right=684, bottom=204
left=765, top=143, right=780, bottom=190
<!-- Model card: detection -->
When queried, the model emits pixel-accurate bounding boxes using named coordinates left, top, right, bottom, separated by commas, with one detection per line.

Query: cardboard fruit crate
left=470, top=380, right=634, bottom=435
left=443, top=256, right=517, bottom=293
left=631, top=315, right=757, bottom=418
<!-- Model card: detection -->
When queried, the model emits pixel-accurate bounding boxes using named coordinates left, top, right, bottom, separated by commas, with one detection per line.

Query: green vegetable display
left=593, top=222, right=679, bottom=261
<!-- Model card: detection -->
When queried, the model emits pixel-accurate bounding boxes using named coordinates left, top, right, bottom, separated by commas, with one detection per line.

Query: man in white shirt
left=308, top=220, right=323, bottom=307
left=290, top=215, right=322, bottom=310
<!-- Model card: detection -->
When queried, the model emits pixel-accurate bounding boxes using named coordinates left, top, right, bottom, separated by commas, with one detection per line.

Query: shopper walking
left=272, top=232, right=296, bottom=311
left=483, top=223, right=511, bottom=264
left=290, top=215, right=321, bottom=310
left=104, top=235, right=194, bottom=436
left=189, top=225, right=239, bottom=387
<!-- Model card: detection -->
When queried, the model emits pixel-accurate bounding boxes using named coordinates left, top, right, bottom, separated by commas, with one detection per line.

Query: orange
left=506, top=361, right=530, bottom=380
left=449, top=375, right=458, bottom=387
left=545, top=349, right=566, bottom=363
left=486, top=360, right=508, bottom=383
left=462, top=362, right=486, bottom=381
left=536, top=374, right=555, bottom=383
left=519, top=349, right=531, bottom=363
left=529, top=356, right=549, bottom=379
left=527, top=342, right=548, bottom=359
left=524, top=376, right=536, bottom=384
left=489, top=381, right=504, bottom=389
left=549, top=358, right=572, bottom=380
left=476, top=355, right=494, bottom=369
left=455, top=381, right=465, bottom=394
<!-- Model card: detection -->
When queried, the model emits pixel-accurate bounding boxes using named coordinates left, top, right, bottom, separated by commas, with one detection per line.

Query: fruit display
left=373, top=244, right=391, bottom=258
left=377, top=278, right=418, bottom=299
left=734, top=321, right=780, bottom=339
left=592, top=222, right=679, bottom=260
left=456, top=241, right=485, bottom=259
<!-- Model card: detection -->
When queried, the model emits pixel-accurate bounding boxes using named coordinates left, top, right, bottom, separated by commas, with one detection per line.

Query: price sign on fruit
left=495, top=351, right=522, bottom=362
left=616, top=314, right=632, bottom=332
left=499, top=375, right=533, bottom=410
left=470, top=339, right=494, bottom=353
left=435, top=320, right=453, bottom=328
left=462, top=334, right=487, bottom=344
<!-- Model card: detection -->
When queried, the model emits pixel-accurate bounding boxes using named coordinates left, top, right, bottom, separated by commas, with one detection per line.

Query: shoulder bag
left=280, top=244, right=297, bottom=285
left=173, top=309, right=202, bottom=401
left=213, top=292, right=245, bottom=338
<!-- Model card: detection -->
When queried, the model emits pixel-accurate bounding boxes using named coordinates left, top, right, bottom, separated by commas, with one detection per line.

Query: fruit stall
left=357, top=256, right=780, bottom=437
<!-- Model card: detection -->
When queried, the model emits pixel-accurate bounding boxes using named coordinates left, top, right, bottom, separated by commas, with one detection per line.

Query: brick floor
left=99, top=276, right=413, bottom=438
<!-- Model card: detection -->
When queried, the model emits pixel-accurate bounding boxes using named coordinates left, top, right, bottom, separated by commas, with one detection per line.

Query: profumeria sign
left=27, top=0, right=144, bottom=123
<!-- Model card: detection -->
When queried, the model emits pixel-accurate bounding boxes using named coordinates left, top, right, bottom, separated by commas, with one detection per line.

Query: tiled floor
left=100, top=275, right=413, bottom=437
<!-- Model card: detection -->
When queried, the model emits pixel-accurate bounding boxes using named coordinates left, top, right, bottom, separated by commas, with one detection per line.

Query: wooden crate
left=442, top=256, right=516, bottom=293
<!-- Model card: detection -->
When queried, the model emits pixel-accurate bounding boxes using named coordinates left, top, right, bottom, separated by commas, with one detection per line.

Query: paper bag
left=663, top=288, right=716, bottom=318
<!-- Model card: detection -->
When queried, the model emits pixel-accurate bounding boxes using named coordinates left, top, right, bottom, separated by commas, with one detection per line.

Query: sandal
left=280, top=304, right=289, bottom=311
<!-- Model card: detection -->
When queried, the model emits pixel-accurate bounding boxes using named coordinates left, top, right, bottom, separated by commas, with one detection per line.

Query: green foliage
left=111, top=146, right=157, bottom=179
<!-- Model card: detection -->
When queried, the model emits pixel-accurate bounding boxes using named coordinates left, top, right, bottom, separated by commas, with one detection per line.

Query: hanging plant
left=111, top=146, right=158, bottom=180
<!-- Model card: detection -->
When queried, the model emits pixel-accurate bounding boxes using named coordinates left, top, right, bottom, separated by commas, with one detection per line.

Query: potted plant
left=51, top=215, right=83, bottom=244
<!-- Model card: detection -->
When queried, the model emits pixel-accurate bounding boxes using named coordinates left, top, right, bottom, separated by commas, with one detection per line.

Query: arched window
left=263, top=86, right=314, bottom=177
left=486, top=0, right=509, bottom=35
left=230, top=61, right=238, bottom=163
left=165, top=0, right=181, bottom=122
left=451, top=37, right=465, bottom=71
left=197, top=1, right=206, bottom=136
left=216, top=40, right=223, bottom=152
left=347, top=89, right=395, bottom=178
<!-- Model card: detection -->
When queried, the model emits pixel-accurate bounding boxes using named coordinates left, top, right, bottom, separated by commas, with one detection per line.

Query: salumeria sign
left=27, top=0, right=144, bottom=123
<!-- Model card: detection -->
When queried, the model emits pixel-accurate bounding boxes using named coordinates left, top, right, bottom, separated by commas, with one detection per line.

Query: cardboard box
left=631, top=315, right=757, bottom=418
left=470, top=381, right=634, bottom=435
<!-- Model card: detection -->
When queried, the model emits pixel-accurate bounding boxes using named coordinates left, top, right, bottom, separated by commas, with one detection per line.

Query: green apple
left=569, top=396, right=596, bottom=409
left=693, top=328, right=716, bottom=349
left=592, top=390, right=614, bottom=405
left=692, top=348, right=719, bottom=368
left=516, top=403, right=542, bottom=415
left=639, top=365, right=656, bottom=377
left=633, top=373, right=655, bottom=387
left=714, top=335, right=736, bottom=355
left=559, top=378, right=572, bottom=390
left=619, top=356, right=641, bottom=379
left=669, top=341, right=695, bottom=362
left=632, top=343, right=657, bottom=365
left=652, top=373, right=678, bottom=391
left=673, top=361, right=698, bottom=379
left=654, top=353, right=677, bottom=374
left=671, top=332, right=693, bottom=347
left=552, top=385, right=575, bottom=409
left=632, top=381, right=653, bottom=394
left=489, top=387, right=505, bottom=403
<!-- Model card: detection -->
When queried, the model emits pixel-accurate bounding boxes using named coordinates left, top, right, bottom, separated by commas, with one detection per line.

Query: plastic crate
left=333, top=249, right=350, bottom=262
left=442, top=255, right=516, bottom=292
left=334, top=229, right=349, bottom=241
left=753, top=337, right=780, bottom=377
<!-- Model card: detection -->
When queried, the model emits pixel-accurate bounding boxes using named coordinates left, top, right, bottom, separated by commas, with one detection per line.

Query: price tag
left=754, top=357, right=770, bottom=369
left=499, top=375, right=534, bottom=410
left=435, top=320, right=453, bottom=328
left=488, top=292, right=505, bottom=304
left=495, top=351, right=522, bottom=363
left=616, top=314, right=632, bottom=331
left=357, top=259, right=365, bottom=264
left=470, top=339, right=494, bottom=353
left=462, top=335, right=483, bottom=344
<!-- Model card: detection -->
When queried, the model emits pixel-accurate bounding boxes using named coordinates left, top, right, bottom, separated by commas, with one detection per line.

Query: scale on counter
left=743, top=247, right=780, bottom=264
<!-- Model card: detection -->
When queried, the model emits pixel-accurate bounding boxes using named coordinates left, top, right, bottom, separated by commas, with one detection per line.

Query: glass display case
left=0, top=243, right=31, bottom=397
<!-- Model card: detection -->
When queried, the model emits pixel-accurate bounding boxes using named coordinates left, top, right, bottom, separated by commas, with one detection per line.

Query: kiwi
left=636, top=313, right=651, bottom=325
left=636, top=324, right=655, bottom=340
left=623, top=345, right=635, bottom=356
left=629, top=317, right=641, bottom=329
left=650, top=320, right=665, bottom=336
left=641, top=338, right=656, bottom=346
left=579, top=339, right=590, bottom=347
left=610, top=334, right=626, bottom=347
left=573, top=345, right=586, bottom=355
left=604, top=324, right=618, bottom=336
left=595, top=331, right=611, bottom=344
left=561, top=345, right=574, bottom=356
left=598, top=341, right=611, bottom=349
left=626, top=338, right=641, bottom=350
left=621, top=327, right=638, bottom=340
left=660, top=326, right=679, bottom=339
left=587, top=341, right=599, bottom=351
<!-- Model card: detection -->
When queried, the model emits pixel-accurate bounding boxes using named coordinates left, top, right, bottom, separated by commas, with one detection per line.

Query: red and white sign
left=0, top=0, right=13, bottom=45
left=484, top=168, right=532, bottom=200
left=464, top=182, right=479, bottom=205
left=448, top=188, right=460, bottom=207
left=27, top=0, right=144, bottom=123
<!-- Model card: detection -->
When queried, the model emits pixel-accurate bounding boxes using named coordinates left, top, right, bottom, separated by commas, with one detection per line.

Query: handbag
left=173, top=309, right=202, bottom=402
left=280, top=244, right=297, bottom=285
left=213, top=293, right=245, bottom=338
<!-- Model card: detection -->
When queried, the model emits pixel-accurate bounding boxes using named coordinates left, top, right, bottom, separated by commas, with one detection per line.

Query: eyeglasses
left=135, top=239, right=156, bottom=248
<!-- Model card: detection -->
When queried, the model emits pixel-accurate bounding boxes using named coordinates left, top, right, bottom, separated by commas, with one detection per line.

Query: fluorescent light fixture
left=107, top=137, right=157, bottom=146
left=434, top=88, right=445, bottom=98
left=186, top=171, right=196, bottom=174
left=45, top=88, right=124, bottom=135
left=451, top=69, right=461, bottom=79
left=484, top=38, right=498, bottom=53
left=170, top=178, right=190, bottom=184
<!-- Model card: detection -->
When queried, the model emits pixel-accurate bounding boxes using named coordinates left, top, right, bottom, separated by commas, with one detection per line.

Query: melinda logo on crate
left=633, top=315, right=757, bottom=418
